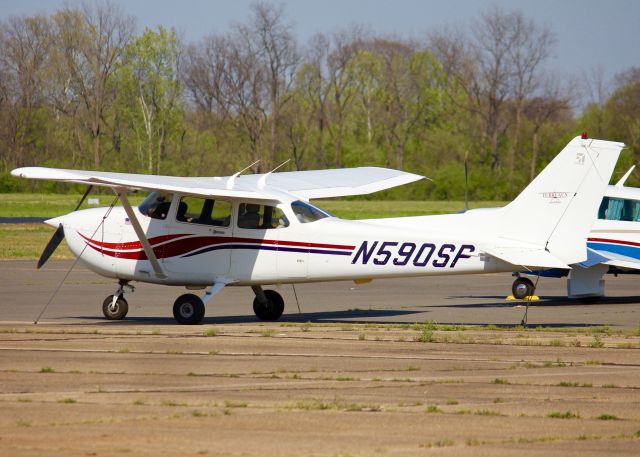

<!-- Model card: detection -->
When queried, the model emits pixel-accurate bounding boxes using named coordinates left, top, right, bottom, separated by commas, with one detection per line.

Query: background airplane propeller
left=37, top=185, right=93, bottom=269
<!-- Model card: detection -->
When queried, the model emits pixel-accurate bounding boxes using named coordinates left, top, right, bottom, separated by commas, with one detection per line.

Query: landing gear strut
left=252, top=286, right=284, bottom=321
left=102, top=280, right=133, bottom=320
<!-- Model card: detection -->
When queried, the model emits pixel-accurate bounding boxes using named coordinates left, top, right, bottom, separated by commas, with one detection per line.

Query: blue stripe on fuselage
left=587, top=241, right=640, bottom=260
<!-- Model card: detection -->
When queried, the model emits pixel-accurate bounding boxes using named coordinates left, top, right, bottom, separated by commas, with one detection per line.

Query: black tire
left=102, top=295, right=129, bottom=320
left=512, top=277, right=535, bottom=300
left=173, top=294, right=205, bottom=325
left=253, top=289, right=285, bottom=321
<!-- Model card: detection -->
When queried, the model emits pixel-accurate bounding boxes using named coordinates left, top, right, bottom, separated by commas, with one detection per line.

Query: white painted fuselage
left=59, top=202, right=514, bottom=288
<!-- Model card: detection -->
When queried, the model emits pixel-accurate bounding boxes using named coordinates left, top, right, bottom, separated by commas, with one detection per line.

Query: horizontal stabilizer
left=483, top=246, right=570, bottom=269
left=583, top=247, right=640, bottom=270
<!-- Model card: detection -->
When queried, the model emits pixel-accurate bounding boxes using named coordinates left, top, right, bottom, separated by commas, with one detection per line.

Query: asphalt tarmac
left=1, top=260, right=639, bottom=328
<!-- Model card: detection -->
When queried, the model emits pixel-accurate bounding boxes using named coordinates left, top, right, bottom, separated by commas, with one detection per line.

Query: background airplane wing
left=11, top=166, right=424, bottom=201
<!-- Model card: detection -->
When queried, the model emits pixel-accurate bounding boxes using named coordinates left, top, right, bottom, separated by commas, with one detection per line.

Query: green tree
left=119, top=26, right=183, bottom=174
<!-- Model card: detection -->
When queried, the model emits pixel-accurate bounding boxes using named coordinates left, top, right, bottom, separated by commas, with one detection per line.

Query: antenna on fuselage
left=226, top=160, right=260, bottom=189
left=258, top=159, right=291, bottom=189
left=615, top=165, right=635, bottom=187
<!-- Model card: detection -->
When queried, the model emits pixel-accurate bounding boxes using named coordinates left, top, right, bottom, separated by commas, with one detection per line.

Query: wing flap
left=483, top=246, right=570, bottom=269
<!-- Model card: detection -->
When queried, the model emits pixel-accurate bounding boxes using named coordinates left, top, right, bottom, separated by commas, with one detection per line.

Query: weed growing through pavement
left=590, top=335, right=604, bottom=348
left=204, top=328, right=218, bottom=337
left=547, top=411, right=580, bottom=419
left=39, top=367, right=54, bottom=373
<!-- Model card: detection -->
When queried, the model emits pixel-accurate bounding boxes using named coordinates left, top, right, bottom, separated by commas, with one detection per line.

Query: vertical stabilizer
left=497, top=136, right=624, bottom=265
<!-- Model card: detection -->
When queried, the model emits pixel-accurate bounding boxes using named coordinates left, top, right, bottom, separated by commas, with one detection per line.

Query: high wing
left=11, top=166, right=424, bottom=201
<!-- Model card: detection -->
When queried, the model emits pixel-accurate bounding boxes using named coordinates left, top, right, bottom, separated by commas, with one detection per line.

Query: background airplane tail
left=496, top=136, right=624, bottom=265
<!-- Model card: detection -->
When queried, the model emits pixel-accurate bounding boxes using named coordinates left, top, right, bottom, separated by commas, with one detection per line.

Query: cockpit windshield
left=291, top=200, right=333, bottom=223
left=139, top=192, right=172, bottom=220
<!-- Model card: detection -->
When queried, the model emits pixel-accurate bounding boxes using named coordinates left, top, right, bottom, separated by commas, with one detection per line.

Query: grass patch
left=474, top=409, right=502, bottom=416
left=39, top=367, right=54, bottom=373
left=58, top=398, right=77, bottom=404
left=204, top=328, right=218, bottom=337
left=224, top=400, right=248, bottom=408
left=547, top=411, right=580, bottom=419
left=416, top=321, right=437, bottom=343
left=596, top=414, right=619, bottom=420
left=425, top=405, right=442, bottom=413
left=589, top=335, right=605, bottom=348
left=492, top=378, right=510, bottom=385
left=419, top=439, right=454, bottom=448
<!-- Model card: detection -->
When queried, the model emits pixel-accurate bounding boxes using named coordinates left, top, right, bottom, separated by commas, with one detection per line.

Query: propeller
left=37, top=185, right=93, bottom=269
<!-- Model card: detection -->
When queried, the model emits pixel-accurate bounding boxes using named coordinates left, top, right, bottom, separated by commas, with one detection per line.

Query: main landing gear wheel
left=253, top=289, right=285, bottom=321
left=173, top=294, right=205, bottom=325
left=512, top=277, right=535, bottom=300
left=102, top=295, right=129, bottom=320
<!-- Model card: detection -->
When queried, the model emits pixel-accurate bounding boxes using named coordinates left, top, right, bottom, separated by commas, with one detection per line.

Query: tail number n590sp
left=351, top=241, right=475, bottom=268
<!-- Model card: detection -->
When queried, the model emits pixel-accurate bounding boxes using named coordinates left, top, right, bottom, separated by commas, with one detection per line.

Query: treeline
left=1, top=1, right=638, bottom=199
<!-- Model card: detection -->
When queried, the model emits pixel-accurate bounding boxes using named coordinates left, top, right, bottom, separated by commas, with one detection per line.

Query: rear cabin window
left=139, top=192, right=172, bottom=220
left=291, top=200, right=332, bottom=223
left=598, top=197, right=640, bottom=222
left=237, top=203, right=289, bottom=229
left=176, top=197, right=231, bottom=227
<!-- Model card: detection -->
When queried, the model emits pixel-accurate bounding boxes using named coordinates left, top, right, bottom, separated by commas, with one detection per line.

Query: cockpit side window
left=139, top=192, right=172, bottom=220
left=598, top=196, right=640, bottom=221
left=237, top=203, right=289, bottom=229
left=291, top=200, right=332, bottom=223
left=176, top=196, right=231, bottom=227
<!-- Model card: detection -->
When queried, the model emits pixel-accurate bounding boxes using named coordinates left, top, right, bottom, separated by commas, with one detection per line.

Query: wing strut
left=115, top=189, right=167, bottom=279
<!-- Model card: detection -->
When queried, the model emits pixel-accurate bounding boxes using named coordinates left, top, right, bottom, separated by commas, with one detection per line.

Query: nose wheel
left=102, top=280, right=134, bottom=320
left=102, top=295, right=129, bottom=320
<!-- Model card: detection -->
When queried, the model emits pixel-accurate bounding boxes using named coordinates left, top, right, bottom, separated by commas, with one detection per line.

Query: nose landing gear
left=102, top=280, right=134, bottom=320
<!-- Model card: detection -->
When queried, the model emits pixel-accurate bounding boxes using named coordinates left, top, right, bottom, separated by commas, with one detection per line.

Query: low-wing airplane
left=11, top=136, right=624, bottom=324
left=511, top=165, right=640, bottom=301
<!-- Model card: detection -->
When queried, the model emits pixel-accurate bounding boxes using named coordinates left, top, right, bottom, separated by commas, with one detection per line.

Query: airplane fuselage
left=61, top=202, right=514, bottom=288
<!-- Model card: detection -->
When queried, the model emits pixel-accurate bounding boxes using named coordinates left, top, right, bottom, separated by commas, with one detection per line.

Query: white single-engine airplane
left=11, top=136, right=624, bottom=324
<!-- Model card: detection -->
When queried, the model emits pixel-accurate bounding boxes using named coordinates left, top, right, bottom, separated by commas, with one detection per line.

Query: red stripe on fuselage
left=80, top=233, right=355, bottom=260
left=588, top=237, right=640, bottom=248
left=78, top=232, right=190, bottom=250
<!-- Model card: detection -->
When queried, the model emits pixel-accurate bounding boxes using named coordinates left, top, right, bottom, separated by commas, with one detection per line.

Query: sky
left=1, top=0, right=639, bottom=94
